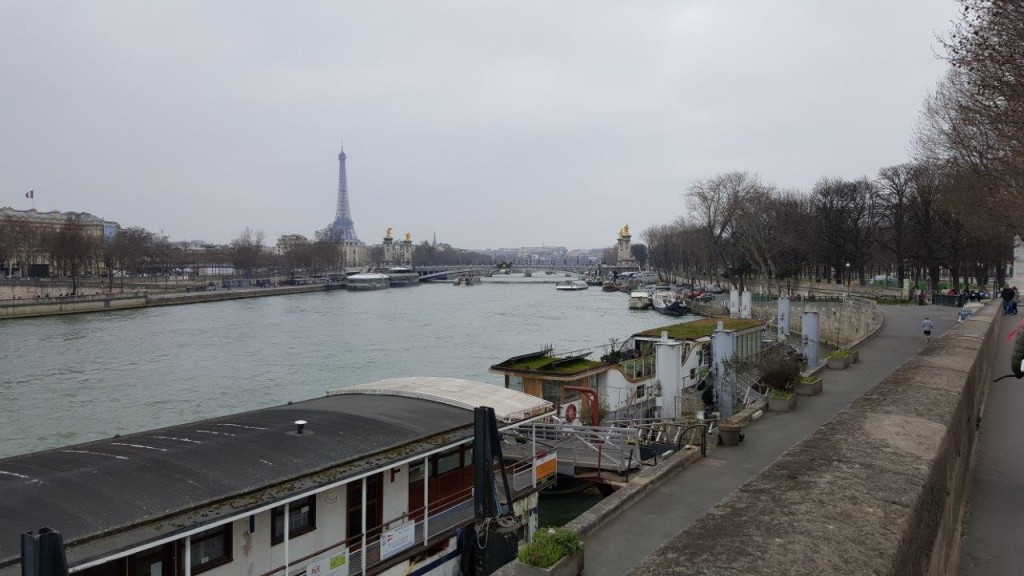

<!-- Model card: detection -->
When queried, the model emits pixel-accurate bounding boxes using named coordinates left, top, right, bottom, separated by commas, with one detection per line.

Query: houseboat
left=384, top=267, right=420, bottom=287
left=628, top=291, right=652, bottom=310
left=491, top=317, right=767, bottom=426
left=0, top=378, right=555, bottom=576
left=490, top=318, right=767, bottom=482
left=346, top=273, right=391, bottom=291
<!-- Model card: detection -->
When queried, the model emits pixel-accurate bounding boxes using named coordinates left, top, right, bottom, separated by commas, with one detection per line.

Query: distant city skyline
left=1, top=1, right=960, bottom=249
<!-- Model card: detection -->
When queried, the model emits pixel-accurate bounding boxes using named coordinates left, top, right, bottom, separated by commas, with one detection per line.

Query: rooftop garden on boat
left=490, top=348, right=606, bottom=376
left=633, top=317, right=765, bottom=341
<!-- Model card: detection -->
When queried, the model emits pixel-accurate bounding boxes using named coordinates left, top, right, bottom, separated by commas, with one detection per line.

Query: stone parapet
left=626, top=303, right=998, bottom=576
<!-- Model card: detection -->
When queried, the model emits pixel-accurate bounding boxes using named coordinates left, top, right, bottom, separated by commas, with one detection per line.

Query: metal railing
left=618, top=355, right=655, bottom=379
left=503, top=423, right=641, bottom=475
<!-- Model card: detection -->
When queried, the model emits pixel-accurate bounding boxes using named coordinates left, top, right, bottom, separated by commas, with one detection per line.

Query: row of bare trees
left=644, top=164, right=1013, bottom=294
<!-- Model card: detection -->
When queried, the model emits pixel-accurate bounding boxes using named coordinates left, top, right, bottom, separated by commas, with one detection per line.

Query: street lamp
left=845, top=262, right=851, bottom=297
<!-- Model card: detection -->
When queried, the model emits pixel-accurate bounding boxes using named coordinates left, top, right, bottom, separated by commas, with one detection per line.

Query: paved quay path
left=581, top=304, right=959, bottom=576
left=958, top=311, right=1024, bottom=575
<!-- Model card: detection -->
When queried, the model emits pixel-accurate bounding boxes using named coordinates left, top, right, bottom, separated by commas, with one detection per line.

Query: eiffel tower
left=331, top=143, right=361, bottom=243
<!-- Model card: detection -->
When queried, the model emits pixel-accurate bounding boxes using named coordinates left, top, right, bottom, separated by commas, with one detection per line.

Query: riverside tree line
left=644, top=1, right=1023, bottom=296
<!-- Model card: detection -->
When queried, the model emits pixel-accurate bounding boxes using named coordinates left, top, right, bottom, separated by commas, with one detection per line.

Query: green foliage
left=758, top=350, right=801, bottom=392
left=828, top=348, right=851, bottom=360
left=517, top=528, right=583, bottom=568
left=800, top=375, right=820, bottom=384
left=875, top=296, right=913, bottom=305
left=769, top=388, right=794, bottom=398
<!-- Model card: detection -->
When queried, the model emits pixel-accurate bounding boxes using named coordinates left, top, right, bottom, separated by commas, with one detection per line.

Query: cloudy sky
left=2, top=1, right=959, bottom=250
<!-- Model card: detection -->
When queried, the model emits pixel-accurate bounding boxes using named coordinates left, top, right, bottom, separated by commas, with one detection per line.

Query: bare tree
left=687, top=171, right=763, bottom=286
left=231, top=227, right=265, bottom=277
left=51, top=215, right=95, bottom=294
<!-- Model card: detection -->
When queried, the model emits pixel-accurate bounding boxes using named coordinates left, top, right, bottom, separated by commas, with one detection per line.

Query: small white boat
left=556, top=280, right=589, bottom=291
left=628, top=291, right=652, bottom=310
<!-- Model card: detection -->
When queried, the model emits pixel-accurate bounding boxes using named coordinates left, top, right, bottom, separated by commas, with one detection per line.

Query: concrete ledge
left=627, top=303, right=999, bottom=576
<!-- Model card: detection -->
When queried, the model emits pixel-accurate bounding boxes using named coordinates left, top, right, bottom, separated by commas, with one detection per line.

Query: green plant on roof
left=635, top=318, right=764, bottom=340
left=517, top=527, right=583, bottom=568
left=828, top=349, right=852, bottom=360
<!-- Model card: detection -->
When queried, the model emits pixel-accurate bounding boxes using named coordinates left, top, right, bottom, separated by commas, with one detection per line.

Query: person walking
left=921, top=317, right=934, bottom=343
left=1000, top=285, right=1015, bottom=315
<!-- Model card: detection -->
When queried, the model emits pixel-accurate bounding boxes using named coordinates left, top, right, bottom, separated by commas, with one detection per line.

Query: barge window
left=541, top=381, right=561, bottom=404
left=435, top=448, right=462, bottom=476
left=272, top=495, right=316, bottom=545
left=189, top=524, right=232, bottom=574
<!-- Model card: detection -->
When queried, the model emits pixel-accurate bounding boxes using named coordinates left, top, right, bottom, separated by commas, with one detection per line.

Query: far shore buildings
left=0, top=207, right=120, bottom=276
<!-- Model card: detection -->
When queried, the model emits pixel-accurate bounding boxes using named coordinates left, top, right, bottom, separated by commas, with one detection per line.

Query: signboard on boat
left=380, top=521, right=416, bottom=560
left=306, top=549, right=348, bottom=576
left=535, top=451, right=557, bottom=482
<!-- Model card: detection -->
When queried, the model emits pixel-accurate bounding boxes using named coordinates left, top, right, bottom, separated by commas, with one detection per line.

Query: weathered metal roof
left=0, top=392, right=478, bottom=570
left=330, top=377, right=553, bottom=423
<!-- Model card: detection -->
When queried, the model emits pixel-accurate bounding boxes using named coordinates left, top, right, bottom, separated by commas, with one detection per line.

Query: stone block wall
left=627, top=304, right=998, bottom=576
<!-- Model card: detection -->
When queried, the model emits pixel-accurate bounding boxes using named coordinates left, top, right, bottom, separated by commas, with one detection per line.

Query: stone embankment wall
left=0, top=294, right=148, bottom=319
left=0, top=285, right=329, bottom=319
left=145, top=285, right=325, bottom=307
left=628, top=304, right=998, bottom=576
left=690, top=296, right=883, bottom=349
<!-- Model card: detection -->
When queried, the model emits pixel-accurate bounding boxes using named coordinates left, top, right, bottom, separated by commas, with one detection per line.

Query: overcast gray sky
left=2, top=1, right=959, bottom=250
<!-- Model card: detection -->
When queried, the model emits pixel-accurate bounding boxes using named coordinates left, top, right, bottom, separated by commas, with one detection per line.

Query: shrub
left=517, top=528, right=583, bottom=568
left=758, top=352, right=801, bottom=392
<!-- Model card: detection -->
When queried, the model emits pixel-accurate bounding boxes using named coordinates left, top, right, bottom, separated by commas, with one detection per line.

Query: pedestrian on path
left=1000, top=285, right=1015, bottom=315
left=921, top=317, right=934, bottom=343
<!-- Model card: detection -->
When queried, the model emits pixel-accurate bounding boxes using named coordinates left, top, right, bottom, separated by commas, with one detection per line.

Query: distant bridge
left=413, top=264, right=639, bottom=282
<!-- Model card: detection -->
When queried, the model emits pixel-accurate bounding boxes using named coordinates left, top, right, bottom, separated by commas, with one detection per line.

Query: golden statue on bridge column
left=404, top=232, right=412, bottom=242
left=619, top=225, right=630, bottom=237
left=385, top=227, right=393, bottom=239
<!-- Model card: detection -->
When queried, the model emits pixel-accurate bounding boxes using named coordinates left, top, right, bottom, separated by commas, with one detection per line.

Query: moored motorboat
left=555, top=279, right=589, bottom=291
left=651, top=290, right=691, bottom=316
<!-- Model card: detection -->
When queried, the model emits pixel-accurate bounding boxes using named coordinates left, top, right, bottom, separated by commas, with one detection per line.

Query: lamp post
left=845, top=262, right=851, bottom=298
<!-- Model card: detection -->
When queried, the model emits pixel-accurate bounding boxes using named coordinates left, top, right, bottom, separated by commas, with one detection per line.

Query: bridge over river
left=413, top=263, right=638, bottom=282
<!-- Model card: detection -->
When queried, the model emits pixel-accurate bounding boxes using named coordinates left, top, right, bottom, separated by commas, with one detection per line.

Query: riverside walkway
left=958, top=311, right=1024, bottom=574
left=581, top=304, right=959, bottom=576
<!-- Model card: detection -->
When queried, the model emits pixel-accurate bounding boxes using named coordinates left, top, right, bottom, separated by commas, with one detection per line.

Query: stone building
left=0, top=207, right=120, bottom=275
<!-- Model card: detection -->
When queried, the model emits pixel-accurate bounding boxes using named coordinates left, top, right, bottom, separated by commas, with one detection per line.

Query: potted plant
left=515, top=527, right=584, bottom=576
left=795, top=374, right=823, bottom=396
left=718, top=419, right=743, bottom=447
left=767, top=385, right=798, bottom=411
left=758, top=353, right=799, bottom=411
left=827, top=348, right=851, bottom=369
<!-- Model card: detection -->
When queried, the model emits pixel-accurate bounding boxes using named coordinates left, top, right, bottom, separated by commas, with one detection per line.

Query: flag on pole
left=25, top=190, right=34, bottom=199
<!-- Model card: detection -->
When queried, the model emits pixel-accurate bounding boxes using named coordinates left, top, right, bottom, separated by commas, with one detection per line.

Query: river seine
left=0, top=279, right=677, bottom=458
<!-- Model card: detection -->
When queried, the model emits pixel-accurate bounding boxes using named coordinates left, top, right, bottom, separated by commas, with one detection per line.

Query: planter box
left=515, top=550, right=585, bottom=576
left=795, top=377, right=822, bottom=396
left=767, top=393, right=798, bottom=412
left=718, top=424, right=742, bottom=447
left=827, top=356, right=850, bottom=370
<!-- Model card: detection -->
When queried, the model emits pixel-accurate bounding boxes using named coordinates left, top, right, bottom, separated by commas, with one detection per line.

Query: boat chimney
left=661, top=330, right=668, bottom=342
left=295, top=420, right=307, bottom=434
left=717, top=320, right=724, bottom=330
